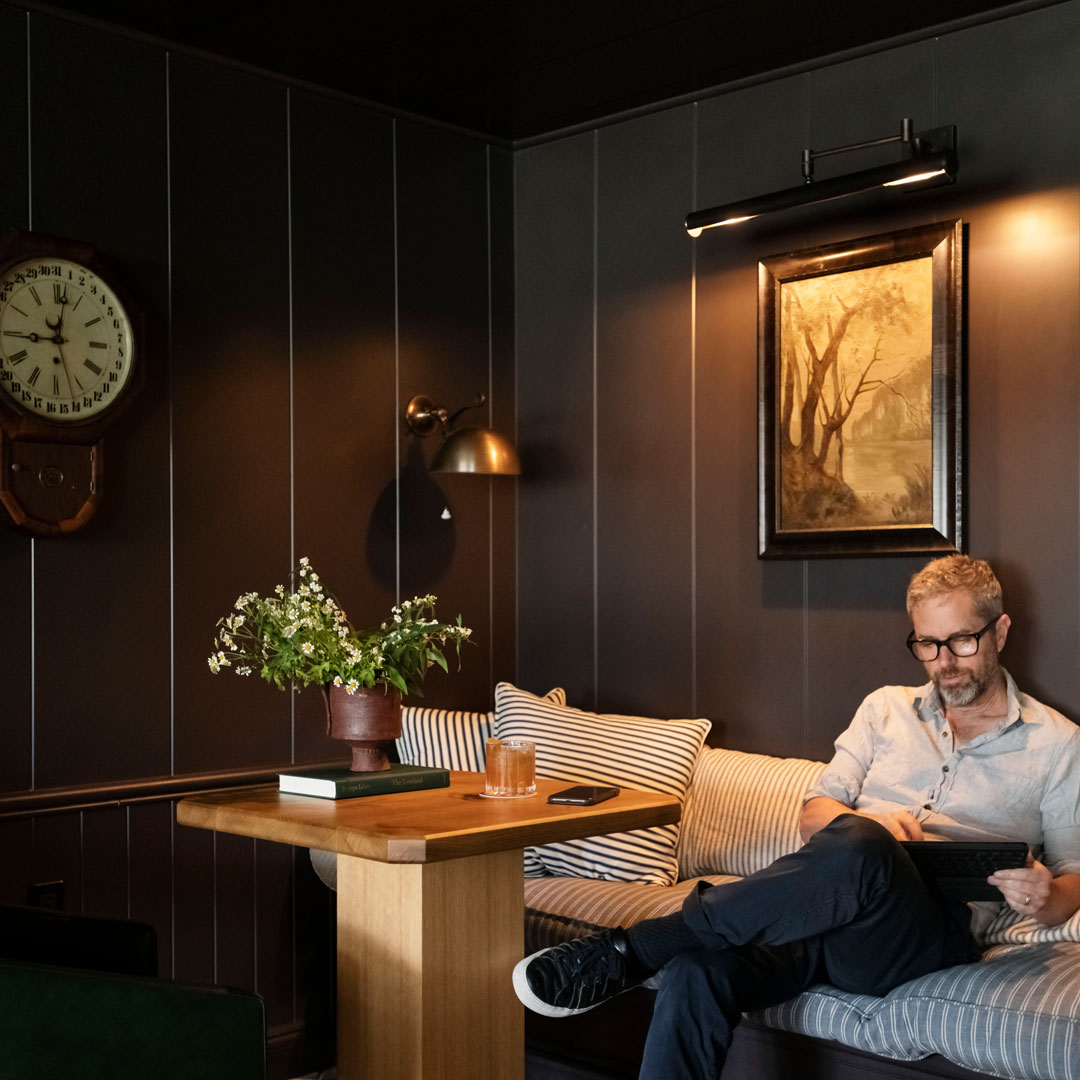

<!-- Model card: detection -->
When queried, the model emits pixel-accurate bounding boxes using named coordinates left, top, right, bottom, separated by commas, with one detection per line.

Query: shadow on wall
left=365, top=440, right=456, bottom=593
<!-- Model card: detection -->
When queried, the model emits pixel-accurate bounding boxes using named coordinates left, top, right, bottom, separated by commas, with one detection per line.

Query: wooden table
left=177, top=772, right=680, bottom=1080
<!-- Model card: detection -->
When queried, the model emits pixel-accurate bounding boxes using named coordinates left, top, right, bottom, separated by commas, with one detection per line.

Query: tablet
left=900, top=841, right=1028, bottom=901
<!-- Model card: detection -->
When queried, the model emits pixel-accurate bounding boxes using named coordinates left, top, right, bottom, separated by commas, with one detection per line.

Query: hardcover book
left=279, top=763, right=450, bottom=800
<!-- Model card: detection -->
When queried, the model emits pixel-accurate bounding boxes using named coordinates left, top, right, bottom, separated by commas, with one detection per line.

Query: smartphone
left=547, top=785, right=620, bottom=806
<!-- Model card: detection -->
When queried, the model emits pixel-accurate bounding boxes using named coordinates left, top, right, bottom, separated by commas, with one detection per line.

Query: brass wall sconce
left=685, top=118, right=958, bottom=236
left=405, top=393, right=521, bottom=475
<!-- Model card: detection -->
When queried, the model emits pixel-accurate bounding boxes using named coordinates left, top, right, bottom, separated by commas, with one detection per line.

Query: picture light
left=686, top=118, right=958, bottom=236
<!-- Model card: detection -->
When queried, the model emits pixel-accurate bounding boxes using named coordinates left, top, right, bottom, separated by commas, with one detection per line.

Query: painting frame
left=758, top=219, right=963, bottom=559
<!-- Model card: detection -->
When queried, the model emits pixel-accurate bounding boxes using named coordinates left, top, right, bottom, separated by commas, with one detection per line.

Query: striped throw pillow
left=981, top=904, right=1080, bottom=946
left=494, top=682, right=711, bottom=886
left=677, top=747, right=826, bottom=879
left=395, top=687, right=566, bottom=772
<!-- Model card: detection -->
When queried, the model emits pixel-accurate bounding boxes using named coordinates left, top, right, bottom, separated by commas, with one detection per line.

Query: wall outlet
left=27, top=880, right=65, bottom=909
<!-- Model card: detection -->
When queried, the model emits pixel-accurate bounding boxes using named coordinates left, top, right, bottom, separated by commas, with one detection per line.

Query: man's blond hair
left=906, top=554, right=1003, bottom=621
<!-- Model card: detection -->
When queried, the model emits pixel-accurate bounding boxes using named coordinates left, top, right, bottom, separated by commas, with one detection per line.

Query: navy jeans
left=639, top=815, right=975, bottom=1079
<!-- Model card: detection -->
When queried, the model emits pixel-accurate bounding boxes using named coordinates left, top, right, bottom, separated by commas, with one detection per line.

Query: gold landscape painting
left=777, top=257, right=933, bottom=532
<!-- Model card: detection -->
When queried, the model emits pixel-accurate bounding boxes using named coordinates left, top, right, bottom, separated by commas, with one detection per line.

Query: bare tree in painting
left=779, top=262, right=931, bottom=529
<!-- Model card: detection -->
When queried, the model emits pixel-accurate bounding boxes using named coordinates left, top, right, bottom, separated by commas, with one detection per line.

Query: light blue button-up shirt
left=806, top=670, right=1080, bottom=877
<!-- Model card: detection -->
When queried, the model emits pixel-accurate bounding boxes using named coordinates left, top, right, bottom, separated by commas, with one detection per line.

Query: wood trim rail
left=0, top=758, right=351, bottom=819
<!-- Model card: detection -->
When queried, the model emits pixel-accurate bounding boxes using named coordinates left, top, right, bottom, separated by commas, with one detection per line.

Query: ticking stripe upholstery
left=494, top=682, right=711, bottom=886
left=524, top=873, right=737, bottom=956
left=677, top=746, right=827, bottom=879
left=754, top=942, right=1080, bottom=1080
left=982, top=905, right=1080, bottom=947
left=394, top=687, right=567, bottom=772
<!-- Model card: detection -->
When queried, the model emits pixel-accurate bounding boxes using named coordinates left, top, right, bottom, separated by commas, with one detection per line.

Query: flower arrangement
left=207, top=557, right=472, bottom=698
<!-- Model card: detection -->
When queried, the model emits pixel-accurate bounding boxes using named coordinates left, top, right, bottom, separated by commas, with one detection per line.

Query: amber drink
left=484, top=738, right=536, bottom=797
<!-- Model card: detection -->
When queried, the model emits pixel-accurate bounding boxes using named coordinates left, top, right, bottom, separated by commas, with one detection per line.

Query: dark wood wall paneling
left=288, top=90, right=397, bottom=760
left=938, top=5, right=1080, bottom=718
left=516, top=3, right=1080, bottom=760
left=0, top=2, right=31, bottom=793
left=1, top=8, right=513, bottom=1077
left=395, top=122, right=495, bottom=710
left=596, top=108, right=695, bottom=718
left=515, top=133, right=597, bottom=708
left=169, top=55, right=293, bottom=776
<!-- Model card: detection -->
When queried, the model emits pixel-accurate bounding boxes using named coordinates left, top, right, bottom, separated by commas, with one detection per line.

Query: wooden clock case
left=0, top=230, right=146, bottom=536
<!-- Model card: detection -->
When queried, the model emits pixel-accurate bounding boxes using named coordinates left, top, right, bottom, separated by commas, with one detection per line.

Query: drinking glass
left=484, top=738, right=536, bottom=797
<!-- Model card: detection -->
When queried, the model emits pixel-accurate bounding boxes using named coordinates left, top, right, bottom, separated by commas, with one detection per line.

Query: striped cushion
left=494, top=682, right=711, bottom=886
left=677, top=747, right=827, bottom=879
left=753, top=942, right=1080, bottom=1080
left=395, top=687, right=566, bottom=771
left=981, top=905, right=1080, bottom=947
left=524, top=873, right=737, bottom=957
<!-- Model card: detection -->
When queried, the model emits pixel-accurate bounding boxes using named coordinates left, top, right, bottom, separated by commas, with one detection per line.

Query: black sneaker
left=512, top=928, right=645, bottom=1018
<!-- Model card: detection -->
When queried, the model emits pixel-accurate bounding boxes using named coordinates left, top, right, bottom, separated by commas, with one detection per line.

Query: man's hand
left=989, top=861, right=1080, bottom=926
left=864, top=810, right=924, bottom=842
left=990, top=854, right=1052, bottom=916
left=799, top=797, right=924, bottom=843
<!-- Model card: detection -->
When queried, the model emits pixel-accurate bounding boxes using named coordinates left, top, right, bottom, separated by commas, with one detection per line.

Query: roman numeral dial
left=0, top=254, right=136, bottom=422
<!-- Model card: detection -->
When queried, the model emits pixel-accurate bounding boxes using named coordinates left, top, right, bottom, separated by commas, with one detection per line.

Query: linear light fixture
left=685, top=118, right=957, bottom=237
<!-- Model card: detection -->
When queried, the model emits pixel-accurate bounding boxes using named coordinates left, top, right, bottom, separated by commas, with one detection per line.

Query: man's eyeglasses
left=906, top=615, right=1002, bottom=661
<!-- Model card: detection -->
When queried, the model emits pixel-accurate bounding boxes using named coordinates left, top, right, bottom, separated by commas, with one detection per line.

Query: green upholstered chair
left=0, top=904, right=267, bottom=1080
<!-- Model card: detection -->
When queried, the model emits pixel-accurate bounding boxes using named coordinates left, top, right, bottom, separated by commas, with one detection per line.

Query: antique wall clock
left=0, top=230, right=144, bottom=535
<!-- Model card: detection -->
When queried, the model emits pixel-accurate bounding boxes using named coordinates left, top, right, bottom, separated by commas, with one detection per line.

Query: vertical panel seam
left=486, top=143, right=495, bottom=696
left=690, top=103, right=699, bottom=719
left=512, top=151, right=520, bottom=686
left=802, top=72, right=812, bottom=759
left=286, top=88, right=296, bottom=762
left=25, top=11, right=31, bottom=229
left=26, top=12, right=35, bottom=789
left=392, top=119, right=401, bottom=604
left=592, top=129, right=600, bottom=710
left=166, top=51, right=175, bottom=776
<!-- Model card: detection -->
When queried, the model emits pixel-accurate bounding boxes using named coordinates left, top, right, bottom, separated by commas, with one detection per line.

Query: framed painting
left=757, top=219, right=963, bottom=559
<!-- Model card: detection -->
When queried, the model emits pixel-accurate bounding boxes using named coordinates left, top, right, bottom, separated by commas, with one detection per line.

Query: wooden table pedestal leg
left=335, top=847, right=524, bottom=1080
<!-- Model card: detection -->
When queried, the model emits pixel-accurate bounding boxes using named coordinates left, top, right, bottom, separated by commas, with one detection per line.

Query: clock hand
left=45, top=287, right=67, bottom=333
left=54, top=341, right=77, bottom=398
left=2, top=330, right=43, bottom=341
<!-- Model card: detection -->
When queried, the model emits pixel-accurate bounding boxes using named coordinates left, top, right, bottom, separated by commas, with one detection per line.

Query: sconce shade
left=404, top=392, right=521, bottom=475
left=431, top=426, right=521, bottom=475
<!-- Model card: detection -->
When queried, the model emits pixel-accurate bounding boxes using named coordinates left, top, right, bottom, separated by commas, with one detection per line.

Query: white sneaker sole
left=513, top=947, right=601, bottom=1018
left=513, top=945, right=640, bottom=1018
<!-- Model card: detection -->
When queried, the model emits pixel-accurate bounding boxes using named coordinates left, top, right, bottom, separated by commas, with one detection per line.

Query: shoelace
left=544, top=937, right=625, bottom=1006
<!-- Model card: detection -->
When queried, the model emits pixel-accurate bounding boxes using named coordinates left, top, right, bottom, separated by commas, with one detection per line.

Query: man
left=513, top=555, right=1080, bottom=1078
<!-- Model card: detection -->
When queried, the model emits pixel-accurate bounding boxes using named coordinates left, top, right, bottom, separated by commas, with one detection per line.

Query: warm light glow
left=882, top=168, right=947, bottom=187
left=687, top=215, right=756, bottom=237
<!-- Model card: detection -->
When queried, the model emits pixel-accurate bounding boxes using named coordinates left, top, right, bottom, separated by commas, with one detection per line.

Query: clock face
left=0, top=255, right=135, bottom=423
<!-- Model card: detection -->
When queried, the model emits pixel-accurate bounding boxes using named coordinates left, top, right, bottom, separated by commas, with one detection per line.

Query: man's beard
left=933, top=663, right=994, bottom=707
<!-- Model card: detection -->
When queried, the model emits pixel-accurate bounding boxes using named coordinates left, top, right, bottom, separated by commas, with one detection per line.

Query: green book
left=278, top=763, right=450, bottom=800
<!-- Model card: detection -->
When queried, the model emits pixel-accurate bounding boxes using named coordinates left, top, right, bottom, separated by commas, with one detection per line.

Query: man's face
left=910, top=592, right=1008, bottom=708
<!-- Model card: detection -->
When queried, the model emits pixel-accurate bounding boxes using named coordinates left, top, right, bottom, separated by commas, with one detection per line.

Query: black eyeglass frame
left=906, top=615, right=1002, bottom=661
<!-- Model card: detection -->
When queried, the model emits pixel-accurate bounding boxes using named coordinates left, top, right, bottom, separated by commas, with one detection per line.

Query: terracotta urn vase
left=322, top=685, right=402, bottom=772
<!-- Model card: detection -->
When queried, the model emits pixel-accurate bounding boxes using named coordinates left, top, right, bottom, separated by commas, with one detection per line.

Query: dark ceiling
left=40, top=0, right=1034, bottom=141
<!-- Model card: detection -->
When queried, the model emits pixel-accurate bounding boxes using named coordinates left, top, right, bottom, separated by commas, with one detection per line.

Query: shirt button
left=942, top=765, right=950, bottom=773
left=924, top=803, right=932, bottom=810
left=941, top=731, right=949, bottom=738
